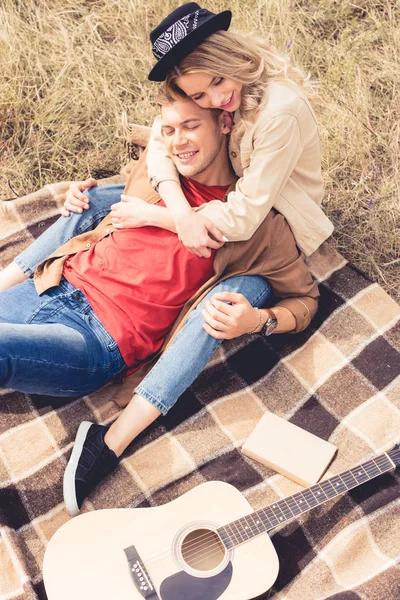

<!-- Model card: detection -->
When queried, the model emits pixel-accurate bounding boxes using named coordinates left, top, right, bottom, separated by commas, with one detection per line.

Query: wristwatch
left=258, top=308, right=278, bottom=337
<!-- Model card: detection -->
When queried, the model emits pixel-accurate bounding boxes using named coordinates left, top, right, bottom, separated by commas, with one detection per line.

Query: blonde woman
left=145, top=2, right=333, bottom=258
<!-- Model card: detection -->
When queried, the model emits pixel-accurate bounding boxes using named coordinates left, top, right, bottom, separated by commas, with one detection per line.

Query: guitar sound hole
left=180, top=528, right=226, bottom=572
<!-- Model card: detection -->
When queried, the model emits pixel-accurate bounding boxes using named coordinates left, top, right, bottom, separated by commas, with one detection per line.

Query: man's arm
left=60, top=178, right=98, bottom=216
left=202, top=213, right=319, bottom=338
left=0, top=179, right=101, bottom=293
left=201, top=292, right=297, bottom=339
left=141, top=206, right=318, bottom=336
left=258, top=213, right=319, bottom=333
left=0, top=262, right=27, bottom=293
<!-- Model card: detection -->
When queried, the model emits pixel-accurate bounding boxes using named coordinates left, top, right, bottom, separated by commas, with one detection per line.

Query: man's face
left=161, top=100, right=227, bottom=179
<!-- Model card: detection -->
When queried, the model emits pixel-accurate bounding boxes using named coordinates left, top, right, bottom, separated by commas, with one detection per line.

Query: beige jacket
left=147, top=80, right=333, bottom=256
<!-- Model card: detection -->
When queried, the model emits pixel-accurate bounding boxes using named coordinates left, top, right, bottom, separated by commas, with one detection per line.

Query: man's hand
left=176, top=210, right=227, bottom=258
left=60, top=178, right=98, bottom=217
left=202, top=291, right=296, bottom=338
left=110, top=195, right=153, bottom=229
left=201, top=292, right=262, bottom=339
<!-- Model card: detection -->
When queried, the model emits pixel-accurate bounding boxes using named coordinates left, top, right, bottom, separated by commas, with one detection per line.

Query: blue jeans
left=137, top=274, right=272, bottom=414
left=12, top=184, right=272, bottom=411
left=0, top=277, right=126, bottom=397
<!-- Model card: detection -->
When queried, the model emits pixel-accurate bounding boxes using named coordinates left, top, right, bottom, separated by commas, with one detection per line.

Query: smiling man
left=0, top=98, right=235, bottom=396
left=163, top=102, right=232, bottom=177
left=0, top=93, right=318, bottom=515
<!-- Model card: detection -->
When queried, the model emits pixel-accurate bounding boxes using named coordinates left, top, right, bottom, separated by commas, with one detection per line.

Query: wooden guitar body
left=43, top=481, right=279, bottom=600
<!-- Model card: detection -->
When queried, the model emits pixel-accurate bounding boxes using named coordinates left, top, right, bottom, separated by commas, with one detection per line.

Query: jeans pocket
left=86, top=311, right=118, bottom=352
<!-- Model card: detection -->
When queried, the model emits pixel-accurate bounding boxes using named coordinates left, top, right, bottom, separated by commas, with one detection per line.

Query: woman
left=145, top=2, right=333, bottom=258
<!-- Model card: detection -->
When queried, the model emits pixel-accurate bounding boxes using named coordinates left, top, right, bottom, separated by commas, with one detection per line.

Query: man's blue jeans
left=0, top=277, right=126, bottom=397
left=11, top=184, right=272, bottom=411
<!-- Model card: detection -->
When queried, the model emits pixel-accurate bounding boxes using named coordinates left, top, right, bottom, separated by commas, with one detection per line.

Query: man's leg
left=106, top=275, right=272, bottom=453
left=64, top=275, right=272, bottom=515
left=0, top=184, right=124, bottom=292
left=0, top=278, right=126, bottom=396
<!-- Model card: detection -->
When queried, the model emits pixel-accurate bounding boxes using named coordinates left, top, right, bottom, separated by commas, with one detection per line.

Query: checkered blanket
left=0, top=169, right=399, bottom=600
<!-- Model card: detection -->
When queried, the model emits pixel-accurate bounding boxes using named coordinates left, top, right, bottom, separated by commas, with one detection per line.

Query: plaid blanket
left=0, top=171, right=399, bottom=600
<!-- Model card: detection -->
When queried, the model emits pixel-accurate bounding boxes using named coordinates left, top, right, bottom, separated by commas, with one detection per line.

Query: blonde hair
left=156, top=85, right=222, bottom=123
left=165, top=30, right=311, bottom=124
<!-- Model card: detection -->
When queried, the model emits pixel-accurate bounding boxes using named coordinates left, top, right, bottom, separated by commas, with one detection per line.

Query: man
left=0, top=94, right=318, bottom=515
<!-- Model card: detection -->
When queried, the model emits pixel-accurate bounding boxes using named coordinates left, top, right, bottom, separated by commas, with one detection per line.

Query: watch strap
left=258, top=308, right=278, bottom=336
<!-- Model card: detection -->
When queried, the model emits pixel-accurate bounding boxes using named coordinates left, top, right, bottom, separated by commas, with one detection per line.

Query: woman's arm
left=147, top=115, right=181, bottom=191
left=110, top=195, right=177, bottom=232
left=196, top=113, right=305, bottom=240
left=147, top=116, right=226, bottom=257
left=111, top=195, right=226, bottom=250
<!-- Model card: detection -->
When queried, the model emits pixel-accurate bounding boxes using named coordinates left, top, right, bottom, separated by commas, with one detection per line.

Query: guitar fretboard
left=218, top=451, right=397, bottom=550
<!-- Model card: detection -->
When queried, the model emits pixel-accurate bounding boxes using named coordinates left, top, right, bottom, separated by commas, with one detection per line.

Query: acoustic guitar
left=43, top=445, right=399, bottom=600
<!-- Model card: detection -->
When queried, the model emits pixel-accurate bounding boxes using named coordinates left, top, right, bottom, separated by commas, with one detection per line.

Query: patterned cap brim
left=148, top=11, right=232, bottom=82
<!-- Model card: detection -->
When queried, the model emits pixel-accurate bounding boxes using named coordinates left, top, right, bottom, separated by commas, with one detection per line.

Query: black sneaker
left=63, top=421, right=119, bottom=516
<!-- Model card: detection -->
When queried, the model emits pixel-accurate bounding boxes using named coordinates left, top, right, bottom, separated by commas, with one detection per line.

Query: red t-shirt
left=63, top=177, right=228, bottom=370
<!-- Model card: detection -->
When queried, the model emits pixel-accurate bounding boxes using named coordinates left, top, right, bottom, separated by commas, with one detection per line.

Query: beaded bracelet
left=248, top=307, right=263, bottom=334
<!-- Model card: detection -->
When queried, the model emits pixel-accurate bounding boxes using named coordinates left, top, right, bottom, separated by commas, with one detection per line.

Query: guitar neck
left=218, top=449, right=399, bottom=550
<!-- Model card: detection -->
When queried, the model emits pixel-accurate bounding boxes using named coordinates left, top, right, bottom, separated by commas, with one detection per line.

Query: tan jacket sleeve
left=265, top=214, right=319, bottom=333
left=146, top=115, right=180, bottom=189
left=196, top=114, right=304, bottom=240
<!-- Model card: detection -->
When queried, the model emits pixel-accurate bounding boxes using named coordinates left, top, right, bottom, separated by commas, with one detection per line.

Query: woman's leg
left=0, top=184, right=124, bottom=292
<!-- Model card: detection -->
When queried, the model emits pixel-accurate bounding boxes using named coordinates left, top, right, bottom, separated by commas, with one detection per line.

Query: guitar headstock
left=388, top=444, right=400, bottom=467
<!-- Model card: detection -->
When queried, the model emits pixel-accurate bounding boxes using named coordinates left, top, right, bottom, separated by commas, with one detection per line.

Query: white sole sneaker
left=63, top=421, right=93, bottom=517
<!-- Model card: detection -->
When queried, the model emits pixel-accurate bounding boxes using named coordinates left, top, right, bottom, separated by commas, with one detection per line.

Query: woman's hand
left=201, top=292, right=263, bottom=339
left=156, top=180, right=226, bottom=257
left=110, top=194, right=154, bottom=229
left=176, top=210, right=227, bottom=258
left=60, top=178, right=98, bottom=217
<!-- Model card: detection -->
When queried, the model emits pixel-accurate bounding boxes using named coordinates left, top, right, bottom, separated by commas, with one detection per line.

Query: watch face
left=264, top=317, right=278, bottom=336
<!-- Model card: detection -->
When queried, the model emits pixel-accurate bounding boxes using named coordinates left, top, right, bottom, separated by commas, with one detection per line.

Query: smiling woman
left=146, top=3, right=334, bottom=260
left=173, top=73, right=243, bottom=112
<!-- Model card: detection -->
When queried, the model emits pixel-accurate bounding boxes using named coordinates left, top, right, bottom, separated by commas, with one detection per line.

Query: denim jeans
left=11, top=184, right=272, bottom=410
left=136, top=275, right=272, bottom=414
left=0, top=277, right=126, bottom=397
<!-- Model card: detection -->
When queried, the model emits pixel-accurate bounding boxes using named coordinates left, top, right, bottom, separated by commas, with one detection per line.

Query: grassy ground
left=1, top=0, right=399, bottom=299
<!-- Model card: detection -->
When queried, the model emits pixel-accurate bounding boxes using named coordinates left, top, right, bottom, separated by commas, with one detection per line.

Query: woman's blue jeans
left=11, top=184, right=272, bottom=411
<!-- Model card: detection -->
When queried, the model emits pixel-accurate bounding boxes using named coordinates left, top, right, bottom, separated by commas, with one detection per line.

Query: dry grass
left=1, top=0, right=399, bottom=299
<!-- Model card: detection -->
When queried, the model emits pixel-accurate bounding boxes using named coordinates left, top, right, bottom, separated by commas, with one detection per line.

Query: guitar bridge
left=124, top=545, right=160, bottom=599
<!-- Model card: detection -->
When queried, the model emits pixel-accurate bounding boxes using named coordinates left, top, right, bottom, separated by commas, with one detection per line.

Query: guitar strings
left=138, top=474, right=368, bottom=570
left=141, top=518, right=265, bottom=571
left=141, top=460, right=373, bottom=569
left=143, top=529, right=225, bottom=568
left=142, top=537, right=229, bottom=573
left=139, top=453, right=399, bottom=573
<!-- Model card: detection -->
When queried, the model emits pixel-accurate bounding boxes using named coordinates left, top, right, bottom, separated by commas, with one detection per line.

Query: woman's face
left=175, top=72, right=242, bottom=112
